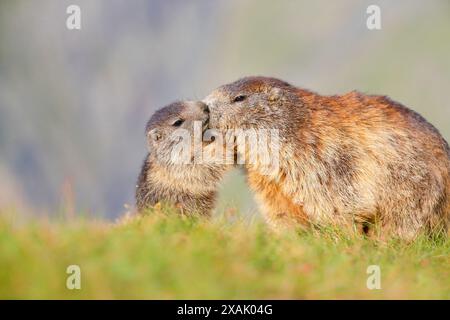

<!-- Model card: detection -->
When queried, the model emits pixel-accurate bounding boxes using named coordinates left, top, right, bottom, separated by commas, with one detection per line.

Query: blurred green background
left=0, top=0, right=449, bottom=219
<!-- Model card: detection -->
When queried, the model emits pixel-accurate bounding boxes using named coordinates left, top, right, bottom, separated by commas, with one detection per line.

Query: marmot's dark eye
left=172, top=119, right=184, bottom=127
left=233, top=95, right=247, bottom=103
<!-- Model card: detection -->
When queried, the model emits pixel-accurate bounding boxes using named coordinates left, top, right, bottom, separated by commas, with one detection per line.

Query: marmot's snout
left=197, top=101, right=210, bottom=114
left=192, top=101, right=210, bottom=133
left=185, top=101, right=209, bottom=128
left=188, top=100, right=209, bottom=115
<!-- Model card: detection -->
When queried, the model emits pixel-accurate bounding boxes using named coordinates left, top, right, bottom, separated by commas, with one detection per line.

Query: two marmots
left=137, top=77, right=450, bottom=240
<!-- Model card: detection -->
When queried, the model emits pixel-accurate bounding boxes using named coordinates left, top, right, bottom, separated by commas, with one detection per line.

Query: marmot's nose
left=197, top=101, right=209, bottom=114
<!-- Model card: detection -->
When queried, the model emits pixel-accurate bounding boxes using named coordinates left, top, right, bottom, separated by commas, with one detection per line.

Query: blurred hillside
left=0, top=0, right=449, bottom=218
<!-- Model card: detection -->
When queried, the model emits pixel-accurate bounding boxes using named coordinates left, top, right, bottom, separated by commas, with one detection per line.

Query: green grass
left=0, top=207, right=449, bottom=299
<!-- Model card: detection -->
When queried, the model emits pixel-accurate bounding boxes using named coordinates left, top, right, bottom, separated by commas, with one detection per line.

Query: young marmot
left=136, top=101, right=230, bottom=216
left=203, top=76, right=450, bottom=240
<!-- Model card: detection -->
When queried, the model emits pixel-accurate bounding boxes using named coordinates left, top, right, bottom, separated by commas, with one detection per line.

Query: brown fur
left=204, top=76, right=450, bottom=239
left=136, top=101, right=230, bottom=216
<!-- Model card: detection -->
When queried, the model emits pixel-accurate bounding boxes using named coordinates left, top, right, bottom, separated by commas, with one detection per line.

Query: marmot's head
left=203, top=76, right=298, bottom=131
left=146, top=101, right=210, bottom=165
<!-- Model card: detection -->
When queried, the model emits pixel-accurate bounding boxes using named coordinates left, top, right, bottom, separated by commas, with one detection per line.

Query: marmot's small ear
left=148, top=129, right=162, bottom=142
left=268, top=87, right=282, bottom=102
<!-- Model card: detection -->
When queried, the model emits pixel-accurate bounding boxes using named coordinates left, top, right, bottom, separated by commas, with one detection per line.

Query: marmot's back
left=306, top=91, right=450, bottom=237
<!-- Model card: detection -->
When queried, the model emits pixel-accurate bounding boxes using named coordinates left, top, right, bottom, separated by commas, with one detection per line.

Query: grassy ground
left=0, top=207, right=449, bottom=299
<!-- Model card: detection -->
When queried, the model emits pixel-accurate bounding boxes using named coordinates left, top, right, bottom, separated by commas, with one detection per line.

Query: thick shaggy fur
left=204, top=76, right=450, bottom=240
left=136, top=101, right=229, bottom=216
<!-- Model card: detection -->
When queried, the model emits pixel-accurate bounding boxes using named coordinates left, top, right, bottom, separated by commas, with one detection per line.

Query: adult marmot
left=136, top=101, right=230, bottom=216
left=203, top=76, right=450, bottom=239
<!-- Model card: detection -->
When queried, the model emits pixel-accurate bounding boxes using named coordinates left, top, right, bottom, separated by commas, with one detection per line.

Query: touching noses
left=199, top=102, right=209, bottom=114
left=202, top=95, right=218, bottom=112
